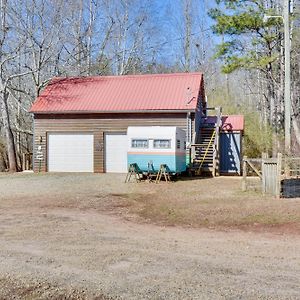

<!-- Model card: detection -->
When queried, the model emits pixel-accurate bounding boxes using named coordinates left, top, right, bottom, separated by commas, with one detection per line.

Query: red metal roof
left=30, top=73, right=204, bottom=113
left=204, top=115, right=244, bottom=131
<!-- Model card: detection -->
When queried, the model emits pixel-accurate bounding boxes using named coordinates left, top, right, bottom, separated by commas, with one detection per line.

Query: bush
left=209, top=88, right=275, bottom=158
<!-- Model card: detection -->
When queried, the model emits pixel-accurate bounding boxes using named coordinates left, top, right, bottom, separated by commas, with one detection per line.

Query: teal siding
left=176, top=154, right=187, bottom=173
left=128, top=153, right=186, bottom=173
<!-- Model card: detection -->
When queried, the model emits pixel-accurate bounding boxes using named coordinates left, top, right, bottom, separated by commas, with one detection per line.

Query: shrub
left=209, top=88, right=275, bottom=158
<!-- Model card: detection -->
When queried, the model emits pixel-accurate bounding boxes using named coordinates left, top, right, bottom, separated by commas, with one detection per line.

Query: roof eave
left=31, top=109, right=196, bottom=114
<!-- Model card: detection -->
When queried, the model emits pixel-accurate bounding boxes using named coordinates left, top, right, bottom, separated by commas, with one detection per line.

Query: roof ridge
left=50, top=72, right=203, bottom=81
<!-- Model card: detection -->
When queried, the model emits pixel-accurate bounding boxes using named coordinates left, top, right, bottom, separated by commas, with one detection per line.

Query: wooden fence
left=283, top=157, right=300, bottom=177
left=281, top=157, right=300, bottom=197
left=242, top=153, right=300, bottom=198
left=242, top=153, right=282, bottom=197
left=262, top=154, right=282, bottom=197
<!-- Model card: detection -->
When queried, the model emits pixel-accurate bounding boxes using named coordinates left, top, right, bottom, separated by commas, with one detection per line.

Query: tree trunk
left=1, top=91, right=18, bottom=172
left=292, top=117, right=300, bottom=150
left=183, top=0, right=192, bottom=72
left=0, top=154, right=6, bottom=171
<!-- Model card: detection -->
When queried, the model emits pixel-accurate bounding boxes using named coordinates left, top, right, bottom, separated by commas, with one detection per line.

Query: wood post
left=276, top=153, right=282, bottom=198
left=22, top=153, right=25, bottom=171
left=214, top=106, right=222, bottom=177
left=191, top=146, right=195, bottom=163
left=26, top=157, right=29, bottom=170
left=261, top=153, right=268, bottom=194
left=242, top=156, right=247, bottom=192
left=284, top=155, right=290, bottom=178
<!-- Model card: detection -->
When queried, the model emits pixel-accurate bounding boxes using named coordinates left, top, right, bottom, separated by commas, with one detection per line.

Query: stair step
left=194, top=153, right=214, bottom=155
left=197, top=147, right=214, bottom=149
left=196, top=153, right=214, bottom=155
left=195, top=158, right=214, bottom=161
left=194, top=158, right=214, bottom=161
left=194, top=159, right=214, bottom=162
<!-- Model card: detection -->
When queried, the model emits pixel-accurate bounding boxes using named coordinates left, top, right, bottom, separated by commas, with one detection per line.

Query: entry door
left=105, top=133, right=128, bottom=173
left=47, top=133, right=94, bottom=172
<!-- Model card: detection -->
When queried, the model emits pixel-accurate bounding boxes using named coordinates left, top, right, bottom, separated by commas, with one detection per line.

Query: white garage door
left=105, top=133, right=127, bottom=173
left=48, top=133, right=94, bottom=172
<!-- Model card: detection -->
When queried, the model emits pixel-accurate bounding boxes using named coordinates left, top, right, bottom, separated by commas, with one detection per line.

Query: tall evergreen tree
left=209, top=0, right=284, bottom=132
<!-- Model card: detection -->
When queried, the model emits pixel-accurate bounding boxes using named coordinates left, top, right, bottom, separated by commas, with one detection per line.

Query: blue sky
left=148, top=0, right=218, bottom=67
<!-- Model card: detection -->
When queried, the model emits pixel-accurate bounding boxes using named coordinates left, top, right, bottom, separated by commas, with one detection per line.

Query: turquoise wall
left=128, top=153, right=186, bottom=173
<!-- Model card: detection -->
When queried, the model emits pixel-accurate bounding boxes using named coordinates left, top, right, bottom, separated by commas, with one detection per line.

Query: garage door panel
left=105, top=133, right=127, bottom=173
left=48, top=133, right=94, bottom=172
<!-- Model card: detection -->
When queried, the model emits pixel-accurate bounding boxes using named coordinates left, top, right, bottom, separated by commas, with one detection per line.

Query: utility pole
left=264, top=1, right=291, bottom=174
left=283, top=0, right=291, bottom=158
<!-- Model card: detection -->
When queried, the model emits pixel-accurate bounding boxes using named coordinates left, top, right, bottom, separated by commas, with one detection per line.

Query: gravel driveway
left=0, top=173, right=299, bottom=299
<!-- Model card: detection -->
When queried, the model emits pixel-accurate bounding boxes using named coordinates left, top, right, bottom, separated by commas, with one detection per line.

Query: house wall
left=33, top=112, right=195, bottom=173
left=219, top=131, right=242, bottom=175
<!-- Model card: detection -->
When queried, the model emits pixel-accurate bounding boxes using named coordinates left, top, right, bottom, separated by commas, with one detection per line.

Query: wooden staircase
left=192, top=127, right=216, bottom=175
left=189, top=107, right=222, bottom=176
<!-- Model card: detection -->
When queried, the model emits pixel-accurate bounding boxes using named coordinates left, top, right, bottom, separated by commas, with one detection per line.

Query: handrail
left=196, top=130, right=216, bottom=174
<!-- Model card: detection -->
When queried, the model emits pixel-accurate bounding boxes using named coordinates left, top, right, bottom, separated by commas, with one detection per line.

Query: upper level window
left=131, top=139, right=148, bottom=148
left=153, top=139, right=171, bottom=149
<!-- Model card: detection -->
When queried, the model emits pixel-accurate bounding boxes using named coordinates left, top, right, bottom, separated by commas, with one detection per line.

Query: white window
left=154, top=139, right=171, bottom=149
left=131, top=139, right=148, bottom=148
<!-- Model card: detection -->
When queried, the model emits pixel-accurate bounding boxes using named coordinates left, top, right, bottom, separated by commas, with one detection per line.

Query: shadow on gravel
left=0, top=277, right=114, bottom=300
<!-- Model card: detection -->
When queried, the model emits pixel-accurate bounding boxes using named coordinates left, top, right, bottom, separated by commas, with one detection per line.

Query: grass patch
left=103, top=177, right=300, bottom=232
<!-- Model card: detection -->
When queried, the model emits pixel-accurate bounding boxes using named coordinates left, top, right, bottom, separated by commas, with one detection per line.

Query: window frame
left=153, top=139, right=171, bottom=149
left=131, top=139, right=149, bottom=149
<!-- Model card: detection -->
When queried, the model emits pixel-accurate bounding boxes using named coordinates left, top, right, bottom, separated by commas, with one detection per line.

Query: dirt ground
left=0, top=173, right=300, bottom=299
